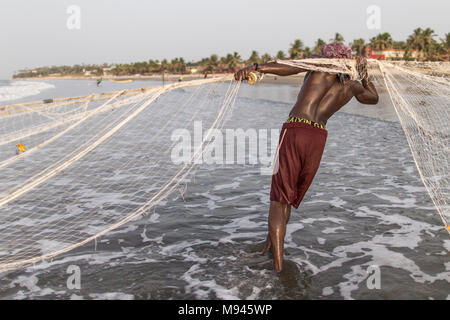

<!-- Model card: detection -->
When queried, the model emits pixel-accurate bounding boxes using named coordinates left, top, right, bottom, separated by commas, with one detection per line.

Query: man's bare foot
left=260, top=235, right=271, bottom=255
left=260, top=236, right=283, bottom=273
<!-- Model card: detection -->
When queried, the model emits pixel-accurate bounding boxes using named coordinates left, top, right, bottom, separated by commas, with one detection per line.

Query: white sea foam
left=160, top=239, right=212, bottom=256
left=213, top=182, right=240, bottom=191
left=181, top=264, right=240, bottom=299
left=9, top=274, right=66, bottom=299
left=0, top=81, right=54, bottom=102
left=315, top=205, right=448, bottom=299
left=89, top=292, right=134, bottom=300
left=140, top=226, right=163, bottom=243
left=322, top=286, right=334, bottom=296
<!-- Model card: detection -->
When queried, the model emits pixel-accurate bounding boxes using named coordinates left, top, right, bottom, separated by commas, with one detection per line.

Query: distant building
left=102, top=67, right=114, bottom=76
left=365, top=48, right=419, bottom=60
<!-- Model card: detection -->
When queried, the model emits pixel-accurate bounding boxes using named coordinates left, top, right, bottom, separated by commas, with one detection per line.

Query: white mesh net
left=0, top=59, right=448, bottom=273
left=376, top=61, right=449, bottom=231
left=278, top=58, right=449, bottom=232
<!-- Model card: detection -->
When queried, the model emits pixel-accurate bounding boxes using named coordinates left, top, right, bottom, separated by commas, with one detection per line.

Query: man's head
left=321, top=43, right=352, bottom=59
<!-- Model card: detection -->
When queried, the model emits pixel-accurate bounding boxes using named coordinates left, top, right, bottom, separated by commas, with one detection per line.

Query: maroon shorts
left=270, top=122, right=327, bottom=209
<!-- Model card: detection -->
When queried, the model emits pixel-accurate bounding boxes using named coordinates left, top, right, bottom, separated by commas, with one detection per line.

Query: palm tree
left=209, top=54, right=219, bottom=67
left=261, top=53, right=272, bottom=63
left=392, top=41, right=406, bottom=49
left=247, top=50, right=261, bottom=64
left=407, top=28, right=423, bottom=58
left=169, top=58, right=186, bottom=73
left=232, top=52, right=242, bottom=65
left=438, top=33, right=450, bottom=60
left=330, top=33, right=344, bottom=44
left=148, top=59, right=160, bottom=72
left=407, top=28, right=422, bottom=47
left=221, top=52, right=242, bottom=71
left=229, top=52, right=242, bottom=70
left=313, top=38, right=326, bottom=54
left=220, top=54, right=232, bottom=71
left=351, top=38, right=367, bottom=55
left=370, top=32, right=393, bottom=50
left=422, top=28, right=437, bottom=55
left=289, top=39, right=304, bottom=59
left=407, top=28, right=437, bottom=60
left=276, top=50, right=286, bottom=60
left=178, top=57, right=186, bottom=73
left=303, top=47, right=312, bottom=57
left=200, top=54, right=219, bottom=72
left=444, top=33, right=450, bottom=49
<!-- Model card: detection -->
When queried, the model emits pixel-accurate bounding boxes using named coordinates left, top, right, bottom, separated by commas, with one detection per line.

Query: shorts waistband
left=282, top=121, right=328, bottom=137
left=286, top=116, right=326, bottom=129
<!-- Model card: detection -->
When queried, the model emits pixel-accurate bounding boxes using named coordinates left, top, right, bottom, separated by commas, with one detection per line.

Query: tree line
left=13, top=28, right=449, bottom=79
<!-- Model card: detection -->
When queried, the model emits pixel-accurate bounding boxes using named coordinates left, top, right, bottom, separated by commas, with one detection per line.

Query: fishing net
left=277, top=59, right=449, bottom=233
left=376, top=61, right=449, bottom=232
left=0, top=59, right=448, bottom=272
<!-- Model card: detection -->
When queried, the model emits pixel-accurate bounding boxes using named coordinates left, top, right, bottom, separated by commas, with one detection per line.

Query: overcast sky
left=1, top=0, right=449, bottom=78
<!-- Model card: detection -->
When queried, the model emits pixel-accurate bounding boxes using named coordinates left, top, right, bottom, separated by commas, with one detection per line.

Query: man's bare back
left=234, top=52, right=379, bottom=273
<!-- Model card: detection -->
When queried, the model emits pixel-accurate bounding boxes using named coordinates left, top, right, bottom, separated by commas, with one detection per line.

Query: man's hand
left=234, top=65, right=256, bottom=81
left=356, top=56, right=368, bottom=81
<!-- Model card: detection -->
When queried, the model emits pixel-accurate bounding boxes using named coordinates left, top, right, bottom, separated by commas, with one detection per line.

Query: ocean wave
left=0, top=80, right=55, bottom=102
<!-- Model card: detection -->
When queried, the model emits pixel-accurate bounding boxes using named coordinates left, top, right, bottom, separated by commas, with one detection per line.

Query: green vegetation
left=13, top=27, right=449, bottom=79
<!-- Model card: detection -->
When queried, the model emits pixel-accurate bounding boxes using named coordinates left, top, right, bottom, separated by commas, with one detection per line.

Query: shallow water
left=0, top=80, right=448, bottom=300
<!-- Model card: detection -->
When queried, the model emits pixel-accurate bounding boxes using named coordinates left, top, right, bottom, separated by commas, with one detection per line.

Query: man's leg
left=261, top=201, right=291, bottom=272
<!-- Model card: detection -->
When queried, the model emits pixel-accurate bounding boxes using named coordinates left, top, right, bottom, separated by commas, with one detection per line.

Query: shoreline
left=11, top=73, right=206, bottom=81
left=11, top=73, right=307, bottom=86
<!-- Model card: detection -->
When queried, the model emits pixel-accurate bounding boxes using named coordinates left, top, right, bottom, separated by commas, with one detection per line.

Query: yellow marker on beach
left=247, top=72, right=258, bottom=85
left=16, top=144, right=26, bottom=153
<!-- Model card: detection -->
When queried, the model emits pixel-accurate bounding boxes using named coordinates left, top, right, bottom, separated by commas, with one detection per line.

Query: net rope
left=0, top=59, right=448, bottom=273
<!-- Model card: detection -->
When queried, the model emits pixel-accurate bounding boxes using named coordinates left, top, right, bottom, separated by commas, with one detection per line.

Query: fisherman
left=234, top=43, right=379, bottom=273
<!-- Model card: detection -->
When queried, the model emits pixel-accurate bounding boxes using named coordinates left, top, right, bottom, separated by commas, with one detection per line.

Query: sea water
left=0, top=79, right=448, bottom=300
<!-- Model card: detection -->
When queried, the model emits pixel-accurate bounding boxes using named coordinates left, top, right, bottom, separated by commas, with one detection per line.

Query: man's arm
left=234, top=61, right=306, bottom=80
left=351, top=78, right=379, bottom=105
left=351, top=56, right=379, bottom=105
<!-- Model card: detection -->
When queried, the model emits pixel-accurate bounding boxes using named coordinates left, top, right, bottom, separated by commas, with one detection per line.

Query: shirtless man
left=234, top=43, right=379, bottom=273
